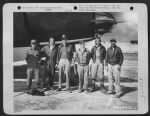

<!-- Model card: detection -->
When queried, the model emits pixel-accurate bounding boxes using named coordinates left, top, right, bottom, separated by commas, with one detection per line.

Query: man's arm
left=40, top=47, right=46, bottom=61
left=56, top=45, right=61, bottom=64
left=25, top=51, right=29, bottom=64
left=119, top=48, right=124, bottom=66
left=90, top=47, right=94, bottom=60
left=103, top=46, right=106, bottom=61
left=105, top=49, right=109, bottom=66
left=88, top=49, right=91, bottom=62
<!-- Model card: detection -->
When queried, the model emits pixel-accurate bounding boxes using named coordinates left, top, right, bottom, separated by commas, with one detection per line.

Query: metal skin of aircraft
left=13, top=12, right=124, bottom=47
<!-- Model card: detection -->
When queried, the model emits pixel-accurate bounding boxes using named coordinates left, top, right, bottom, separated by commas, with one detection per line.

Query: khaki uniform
left=25, top=48, right=41, bottom=89
left=57, top=44, right=73, bottom=89
left=58, top=59, right=71, bottom=89
left=75, top=48, right=91, bottom=90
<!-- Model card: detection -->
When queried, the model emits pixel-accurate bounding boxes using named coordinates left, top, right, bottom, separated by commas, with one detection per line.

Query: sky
left=101, top=12, right=138, bottom=42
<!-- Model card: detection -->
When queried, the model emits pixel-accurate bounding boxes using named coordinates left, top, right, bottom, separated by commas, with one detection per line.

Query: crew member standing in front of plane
left=25, top=39, right=41, bottom=92
left=105, top=39, right=124, bottom=98
left=56, top=34, right=73, bottom=92
left=74, top=40, right=91, bottom=94
left=41, top=37, right=57, bottom=90
left=90, top=36, right=106, bottom=93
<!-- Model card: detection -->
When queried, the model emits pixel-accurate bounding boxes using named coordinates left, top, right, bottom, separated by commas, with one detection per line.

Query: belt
left=78, top=63, right=88, bottom=66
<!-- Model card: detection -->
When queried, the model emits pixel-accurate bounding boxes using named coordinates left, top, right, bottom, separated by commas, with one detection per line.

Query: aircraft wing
left=39, top=37, right=93, bottom=46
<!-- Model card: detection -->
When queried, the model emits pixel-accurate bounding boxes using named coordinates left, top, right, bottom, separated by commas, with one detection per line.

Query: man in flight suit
left=41, top=37, right=57, bottom=90
left=90, top=37, right=106, bottom=93
left=25, top=39, right=41, bottom=91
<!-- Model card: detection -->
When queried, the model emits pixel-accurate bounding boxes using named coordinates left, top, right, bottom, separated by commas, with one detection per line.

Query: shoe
left=43, top=88, right=47, bottom=90
left=84, top=90, right=89, bottom=94
left=56, top=88, right=62, bottom=91
left=113, top=91, right=122, bottom=98
left=62, top=88, right=72, bottom=93
left=89, top=88, right=94, bottom=93
left=106, top=90, right=115, bottom=94
left=49, top=87, right=55, bottom=91
left=78, top=89, right=83, bottom=93
left=100, top=88, right=106, bottom=94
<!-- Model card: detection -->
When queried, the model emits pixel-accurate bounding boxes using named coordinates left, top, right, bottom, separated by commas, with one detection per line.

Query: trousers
left=91, top=60, right=104, bottom=87
left=108, top=64, right=121, bottom=93
left=77, top=65, right=89, bottom=90
left=58, top=59, right=71, bottom=89
left=26, top=65, right=40, bottom=89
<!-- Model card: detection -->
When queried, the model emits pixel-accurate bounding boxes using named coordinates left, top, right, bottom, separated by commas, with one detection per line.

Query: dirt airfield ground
left=14, top=53, right=138, bottom=112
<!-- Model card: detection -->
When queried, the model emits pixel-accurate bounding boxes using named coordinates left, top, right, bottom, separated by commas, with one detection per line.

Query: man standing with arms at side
left=25, top=39, right=41, bottom=92
left=41, top=37, right=57, bottom=90
left=56, top=34, right=73, bottom=92
left=105, top=39, right=124, bottom=98
left=90, top=36, right=106, bottom=93
left=74, top=41, right=91, bottom=93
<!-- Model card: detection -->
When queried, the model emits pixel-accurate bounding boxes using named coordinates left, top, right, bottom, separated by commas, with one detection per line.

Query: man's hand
left=55, top=64, right=58, bottom=69
left=117, top=65, right=121, bottom=71
left=41, top=57, right=46, bottom=61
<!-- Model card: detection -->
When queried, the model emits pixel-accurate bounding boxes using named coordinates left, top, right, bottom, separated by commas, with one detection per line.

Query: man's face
left=111, top=41, right=116, bottom=47
left=49, top=38, right=55, bottom=46
left=62, top=40, right=67, bottom=45
left=95, top=38, right=101, bottom=46
left=80, top=43, right=85, bottom=49
left=31, top=43, right=37, bottom=49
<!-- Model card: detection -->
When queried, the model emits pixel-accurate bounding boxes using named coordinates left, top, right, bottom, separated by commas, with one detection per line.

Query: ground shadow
left=103, top=76, right=137, bottom=83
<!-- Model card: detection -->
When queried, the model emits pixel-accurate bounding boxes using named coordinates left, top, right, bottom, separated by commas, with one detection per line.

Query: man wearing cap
left=40, top=37, right=57, bottom=90
left=90, top=37, right=106, bottom=93
left=25, top=39, right=41, bottom=91
left=105, top=39, right=124, bottom=98
left=74, top=41, right=91, bottom=93
left=56, top=34, right=74, bottom=92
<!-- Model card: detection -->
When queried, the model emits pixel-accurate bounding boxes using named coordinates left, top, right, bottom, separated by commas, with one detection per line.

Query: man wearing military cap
left=105, top=38, right=124, bottom=98
left=25, top=39, right=41, bottom=91
left=56, top=34, right=74, bottom=92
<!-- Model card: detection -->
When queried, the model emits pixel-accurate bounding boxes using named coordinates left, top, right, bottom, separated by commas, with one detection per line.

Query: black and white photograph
left=3, top=3, right=148, bottom=114
left=13, top=12, right=138, bottom=111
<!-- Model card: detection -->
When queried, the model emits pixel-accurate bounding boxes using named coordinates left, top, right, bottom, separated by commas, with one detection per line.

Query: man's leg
left=45, top=65, right=51, bottom=90
left=113, top=64, right=121, bottom=98
left=98, top=63, right=106, bottom=93
left=39, top=65, right=46, bottom=89
left=65, top=60, right=70, bottom=89
left=49, top=66, right=55, bottom=90
left=26, top=67, right=33, bottom=90
left=83, top=65, right=89, bottom=93
left=89, top=63, right=97, bottom=92
left=64, top=59, right=71, bottom=91
left=34, top=66, right=40, bottom=88
left=77, top=65, right=84, bottom=93
left=57, top=60, right=63, bottom=91
left=107, top=64, right=115, bottom=94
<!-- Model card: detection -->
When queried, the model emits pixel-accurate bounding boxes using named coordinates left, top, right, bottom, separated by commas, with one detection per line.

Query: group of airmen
left=25, top=34, right=124, bottom=98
